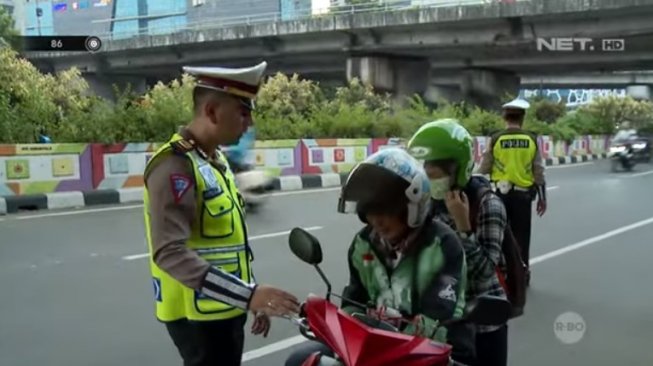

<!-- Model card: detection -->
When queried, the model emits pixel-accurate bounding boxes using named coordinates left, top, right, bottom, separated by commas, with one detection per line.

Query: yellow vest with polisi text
left=490, top=131, right=537, bottom=188
left=143, top=133, right=253, bottom=322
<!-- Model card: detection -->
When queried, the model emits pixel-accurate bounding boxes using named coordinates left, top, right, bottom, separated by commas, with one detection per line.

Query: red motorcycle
left=286, top=227, right=513, bottom=366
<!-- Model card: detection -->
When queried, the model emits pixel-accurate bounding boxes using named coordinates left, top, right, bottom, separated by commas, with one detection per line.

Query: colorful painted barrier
left=0, top=135, right=612, bottom=196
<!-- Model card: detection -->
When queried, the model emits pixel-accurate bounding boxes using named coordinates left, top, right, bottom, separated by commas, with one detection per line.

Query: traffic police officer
left=477, top=98, right=547, bottom=286
left=143, top=61, right=300, bottom=366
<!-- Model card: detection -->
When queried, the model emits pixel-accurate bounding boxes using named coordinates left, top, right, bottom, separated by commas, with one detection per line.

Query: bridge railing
left=97, top=0, right=503, bottom=41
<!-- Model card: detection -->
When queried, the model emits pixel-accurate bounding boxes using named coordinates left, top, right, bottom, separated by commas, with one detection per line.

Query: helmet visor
left=337, top=163, right=409, bottom=215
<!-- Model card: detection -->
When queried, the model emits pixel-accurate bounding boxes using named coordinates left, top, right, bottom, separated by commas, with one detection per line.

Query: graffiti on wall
left=519, top=88, right=627, bottom=107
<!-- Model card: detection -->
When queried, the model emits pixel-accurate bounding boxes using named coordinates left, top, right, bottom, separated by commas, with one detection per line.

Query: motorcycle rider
left=613, top=121, right=639, bottom=161
left=407, top=119, right=513, bottom=366
left=285, top=147, right=474, bottom=365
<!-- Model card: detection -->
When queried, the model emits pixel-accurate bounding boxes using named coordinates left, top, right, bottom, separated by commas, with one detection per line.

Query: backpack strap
left=468, top=186, right=493, bottom=232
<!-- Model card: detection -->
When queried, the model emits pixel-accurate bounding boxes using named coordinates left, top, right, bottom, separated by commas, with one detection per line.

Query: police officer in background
left=477, top=98, right=547, bottom=286
left=143, top=61, right=300, bottom=366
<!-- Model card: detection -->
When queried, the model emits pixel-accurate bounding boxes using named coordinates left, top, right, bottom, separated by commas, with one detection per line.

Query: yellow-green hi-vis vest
left=490, top=131, right=537, bottom=188
left=143, top=133, right=253, bottom=322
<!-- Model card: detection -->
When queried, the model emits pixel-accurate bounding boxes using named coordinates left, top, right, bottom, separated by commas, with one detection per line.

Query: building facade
left=0, top=0, right=22, bottom=33
left=19, top=0, right=294, bottom=39
left=185, top=0, right=279, bottom=26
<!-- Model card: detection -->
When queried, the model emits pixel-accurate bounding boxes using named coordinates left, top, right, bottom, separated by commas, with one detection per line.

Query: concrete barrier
left=46, top=191, right=85, bottom=210
left=0, top=135, right=613, bottom=214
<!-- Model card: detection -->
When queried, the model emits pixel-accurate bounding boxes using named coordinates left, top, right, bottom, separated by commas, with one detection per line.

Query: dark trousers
left=165, top=315, right=247, bottom=366
left=475, top=325, right=508, bottom=366
left=497, top=190, right=533, bottom=267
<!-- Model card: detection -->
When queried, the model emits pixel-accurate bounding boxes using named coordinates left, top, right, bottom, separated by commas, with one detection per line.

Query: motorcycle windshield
left=304, top=297, right=451, bottom=366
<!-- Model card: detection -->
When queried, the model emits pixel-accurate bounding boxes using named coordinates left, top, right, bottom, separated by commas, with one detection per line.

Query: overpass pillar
left=460, top=69, right=521, bottom=110
left=346, top=56, right=430, bottom=102
left=82, top=74, right=148, bottom=100
left=424, top=85, right=464, bottom=104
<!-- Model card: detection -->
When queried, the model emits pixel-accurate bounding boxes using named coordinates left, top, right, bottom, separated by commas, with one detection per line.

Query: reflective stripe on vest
left=143, top=133, right=253, bottom=322
left=490, top=133, right=537, bottom=188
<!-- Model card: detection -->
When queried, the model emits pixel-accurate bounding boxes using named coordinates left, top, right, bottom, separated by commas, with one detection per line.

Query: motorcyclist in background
left=38, top=128, right=52, bottom=143
left=407, top=119, right=515, bottom=366
left=223, top=125, right=256, bottom=173
left=285, top=147, right=475, bottom=365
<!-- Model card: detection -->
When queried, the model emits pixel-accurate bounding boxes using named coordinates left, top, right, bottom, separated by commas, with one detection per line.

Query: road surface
left=1, top=160, right=653, bottom=366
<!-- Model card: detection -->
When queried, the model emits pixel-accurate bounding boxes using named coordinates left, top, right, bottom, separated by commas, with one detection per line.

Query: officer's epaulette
left=170, top=139, right=196, bottom=155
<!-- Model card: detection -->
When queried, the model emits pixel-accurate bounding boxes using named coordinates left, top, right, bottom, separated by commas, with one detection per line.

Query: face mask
left=430, top=177, right=451, bottom=200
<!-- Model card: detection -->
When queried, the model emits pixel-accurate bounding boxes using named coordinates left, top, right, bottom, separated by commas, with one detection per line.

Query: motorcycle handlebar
left=283, top=313, right=318, bottom=342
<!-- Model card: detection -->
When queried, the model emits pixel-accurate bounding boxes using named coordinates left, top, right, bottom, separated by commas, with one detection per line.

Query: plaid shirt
left=433, top=193, right=508, bottom=333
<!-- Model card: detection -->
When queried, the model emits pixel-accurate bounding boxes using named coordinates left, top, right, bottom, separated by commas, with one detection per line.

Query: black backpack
left=467, top=180, right=527, bottom=319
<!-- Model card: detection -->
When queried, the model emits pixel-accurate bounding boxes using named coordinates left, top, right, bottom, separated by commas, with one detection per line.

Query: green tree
left=577, top=96, right=653, bottom=135
left=0, top=6, right=21, bottom=50
left=529, top=96, right=567, bottom=124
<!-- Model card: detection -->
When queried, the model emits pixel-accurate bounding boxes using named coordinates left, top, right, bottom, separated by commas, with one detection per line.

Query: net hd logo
left=536, top=37, right=626, bottom=52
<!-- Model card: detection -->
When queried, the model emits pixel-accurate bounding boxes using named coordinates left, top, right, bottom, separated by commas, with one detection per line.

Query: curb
left=545, top=153, right=607, bottom=166
left=0, top=154, right=606, bottom=215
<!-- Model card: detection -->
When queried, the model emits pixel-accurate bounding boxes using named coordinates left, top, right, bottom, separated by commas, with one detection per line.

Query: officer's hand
left=251, top=311, right=271, bottom=337
left=537, top=199, right=547, bottom=217
left=249, top=284, right=300, bottom=317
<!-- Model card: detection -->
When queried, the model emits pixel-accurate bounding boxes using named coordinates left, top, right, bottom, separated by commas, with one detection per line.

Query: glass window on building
left=146, top=0, right=186, bottom=35
left=112, top=0, right=139, bottom=39
left=281, top=0, right=311, bottom=21
left=25, top=0, right=55, bottom=36
left=1, top=5, right=14, bottom=15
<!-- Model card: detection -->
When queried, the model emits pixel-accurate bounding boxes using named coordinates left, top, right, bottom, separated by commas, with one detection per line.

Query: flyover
left=2, top=162, right=653, bottom=365
left=25, top=0, right=653, bottom=108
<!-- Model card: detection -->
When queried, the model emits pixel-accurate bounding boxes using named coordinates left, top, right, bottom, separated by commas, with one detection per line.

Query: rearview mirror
left=464, top=295, right=512, bottom=326
left=288, top=227, right=323, bottom=265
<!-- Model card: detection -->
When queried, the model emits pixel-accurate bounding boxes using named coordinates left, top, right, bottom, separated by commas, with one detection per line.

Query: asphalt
left=1, top=160, right=653, bottom=366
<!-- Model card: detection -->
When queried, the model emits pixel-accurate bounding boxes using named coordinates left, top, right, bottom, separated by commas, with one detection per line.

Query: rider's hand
left=537, top=199, right=547, bottom=217
left=250, top=311, right=271, bottom=337
left=445, top=190, right=471, bottom=231
left=249, top=284, right=300, bottom=317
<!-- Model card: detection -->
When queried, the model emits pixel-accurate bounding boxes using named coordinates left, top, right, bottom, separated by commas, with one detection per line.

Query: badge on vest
left=203, top=186, right=223, bottom=200
left=199, top=164, right=223, bottom=199
left=199, top=164, right=218, bottom=187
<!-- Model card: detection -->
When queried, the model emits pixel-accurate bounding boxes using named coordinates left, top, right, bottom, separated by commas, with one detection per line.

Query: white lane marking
left=624, top=169, right=653, bottom=178
left=547, top=186, right=559, bottom=191
left=121, top=226, right=324, bottom=261
left=2, top=189, right=342, bottom=221
left=530, top=215, right=653, bottom=265
left=13, top=204, right=143, bottom=220
left=242, top=335, right=308, bottom=362
left=2, top=184, right=560, bottom=222
left=241, top=214, right=653, bottom=362
left=267, top=187, right=340, bottom=197
left=548, top=162, right=595, bottom=169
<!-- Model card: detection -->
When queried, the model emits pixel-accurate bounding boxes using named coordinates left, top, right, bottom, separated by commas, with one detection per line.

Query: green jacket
left=341, top=220, right=467, bottom=344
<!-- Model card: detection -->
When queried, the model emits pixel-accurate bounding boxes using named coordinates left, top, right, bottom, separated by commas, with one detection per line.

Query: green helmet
left=406, top=119, right=474, bottom=188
